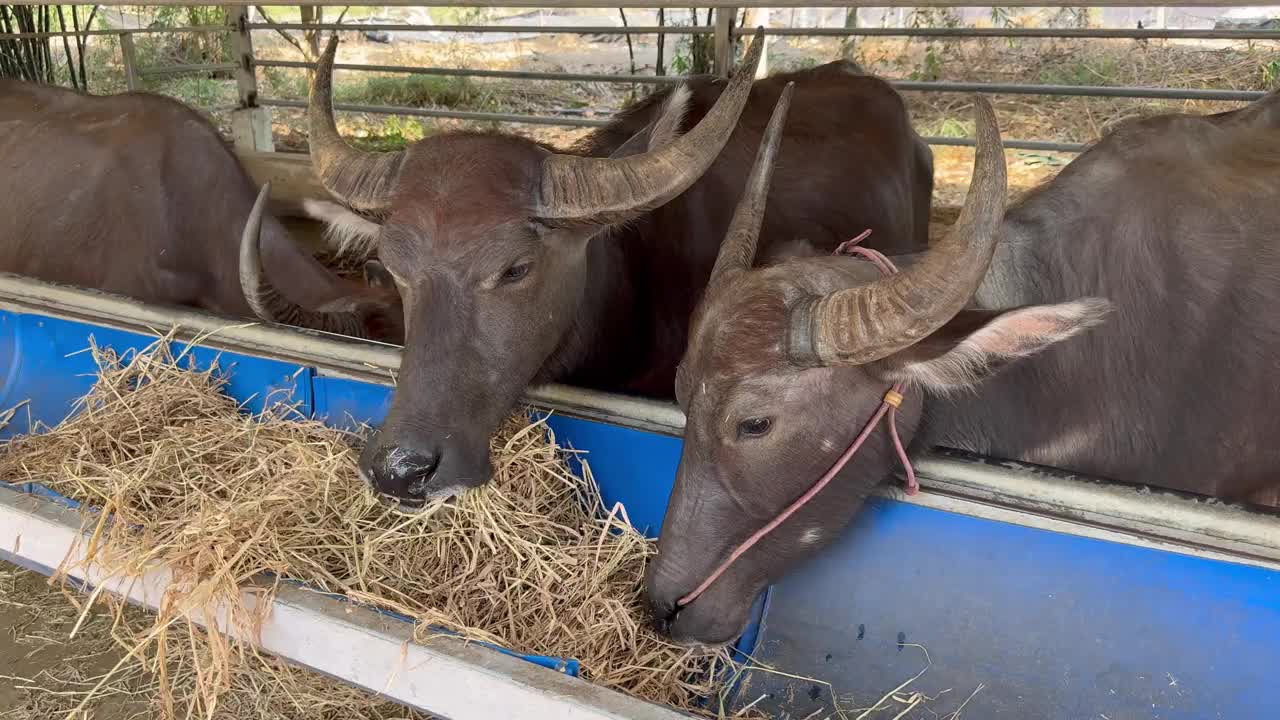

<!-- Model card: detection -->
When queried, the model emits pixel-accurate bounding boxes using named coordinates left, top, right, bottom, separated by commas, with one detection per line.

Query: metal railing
left=3, top=4, right=1278, bottom=155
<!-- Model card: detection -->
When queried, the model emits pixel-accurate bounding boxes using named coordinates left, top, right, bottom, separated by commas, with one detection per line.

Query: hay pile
left=0, top=336, right=737, bottom=718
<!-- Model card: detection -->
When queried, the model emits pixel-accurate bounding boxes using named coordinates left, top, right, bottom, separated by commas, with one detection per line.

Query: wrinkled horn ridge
left=239, top=183, right=367, bottom=338
left=309, top=34, right=406, bottom=213
left=536, top=28, right=769, bottom=227
left=788, top=95, right=1008, bottom=367
left=709, top=82, right=795, bottom=285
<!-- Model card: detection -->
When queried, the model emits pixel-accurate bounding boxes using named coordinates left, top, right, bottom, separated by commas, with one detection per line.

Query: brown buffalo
left=645, top=90, right=1280, bottom=645
left=0, top=79, right=401, bottom=341
left=286, top=31, right=935, bottom=510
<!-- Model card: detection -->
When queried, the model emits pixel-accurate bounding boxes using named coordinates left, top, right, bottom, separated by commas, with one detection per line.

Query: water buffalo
left=285, top=31, right=935, bottom=510
left=645, top=91, right=1280, bottom=645
left=0, top=79, right=402, bottom=342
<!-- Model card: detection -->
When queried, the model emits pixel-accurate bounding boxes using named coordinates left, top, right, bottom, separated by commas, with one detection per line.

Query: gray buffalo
left=646, top=91, right=1280, bottom=644
left=287, top=31, right=936, bottom=510
left=0, top=79, right=402, bottom=342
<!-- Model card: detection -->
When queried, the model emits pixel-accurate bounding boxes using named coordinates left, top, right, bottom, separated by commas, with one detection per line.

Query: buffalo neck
left=543, top=225, right=645, bottom=393
left=914, top=222, right=1066, bottom=462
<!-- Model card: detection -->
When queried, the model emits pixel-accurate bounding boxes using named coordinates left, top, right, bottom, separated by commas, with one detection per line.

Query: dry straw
left=0, top=334, right=744, bottom=718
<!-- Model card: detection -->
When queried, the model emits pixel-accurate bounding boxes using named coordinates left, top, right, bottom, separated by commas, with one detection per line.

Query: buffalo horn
left=787, top=96, right=1008, bottom=367
left=308, top=35, right=406, bottom=213
left=707, top=82, right=794, bottom=285
left=239, top=183, right=368, bottom=338
left=535, top=29, right=768, bottom=227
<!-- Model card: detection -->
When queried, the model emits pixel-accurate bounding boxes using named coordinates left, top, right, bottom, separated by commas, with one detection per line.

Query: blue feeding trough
left=1, top=276, right=1278, bottom=719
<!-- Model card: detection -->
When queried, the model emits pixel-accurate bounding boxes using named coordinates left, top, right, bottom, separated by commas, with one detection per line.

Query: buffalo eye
left=500, top=262, right=531, bottom=284
left=737, top=417, right=773, bottom=439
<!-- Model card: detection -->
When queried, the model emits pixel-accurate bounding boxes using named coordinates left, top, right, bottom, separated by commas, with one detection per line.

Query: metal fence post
left=226, top=5, right=274, bottom=152
left=713, top=6, right=738, bottom=78
left=118, top=32, right=140, bottom=91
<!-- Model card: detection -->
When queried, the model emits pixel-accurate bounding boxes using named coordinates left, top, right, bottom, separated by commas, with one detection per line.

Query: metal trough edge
left=1, top=274, right=1277, bottom=570
left=904, top=453, right=1280, bottom=569
left=0, top=273, right=687, bottom=436
left=0, top=484, right=692, bottom=720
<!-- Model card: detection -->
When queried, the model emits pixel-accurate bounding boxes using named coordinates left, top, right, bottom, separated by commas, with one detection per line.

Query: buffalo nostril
left=399, top=453, right=441, bottom=498
left=651, top=606, right=679, bottom=636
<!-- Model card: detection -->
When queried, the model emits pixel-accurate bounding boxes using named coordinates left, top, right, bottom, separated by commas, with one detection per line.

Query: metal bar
left=7, top=22, right=1276, bottom=43
left=0, top=273, right=686, bottom=436
left=259, top=57, right=1259, bottom=104
left=136, top=62, right=237, bottom=77
left=260, top=96, right=1089, bottom=149
left=731, top=26, right=1280, bottom=40
left=895, top=80, right=1264, bottom=102
left=0, top=24, right=225, bottom=39
left=0, top=487, right=693, bottom=720
left=118, top=32, right=140, bottom=92
left=248, top=21, right=713, bottom=35
left=259, top=97, right=611, bottom=127
left=10, top=2, right=1280, bottom=8
left=924, top=135, right=1087, bottom=153
left=257, top=59, right=682, bottom=85
left=907, top=451, right=1280, bottom=567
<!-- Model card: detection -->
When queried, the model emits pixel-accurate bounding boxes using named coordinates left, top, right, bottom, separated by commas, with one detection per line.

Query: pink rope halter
left=676, top=230, right=918, bottom=608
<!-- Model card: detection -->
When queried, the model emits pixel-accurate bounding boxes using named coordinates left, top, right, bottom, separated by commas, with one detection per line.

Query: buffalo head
left=645, top=96, right=1111, bottom=645
left=290, top=32, right=768, bottom=511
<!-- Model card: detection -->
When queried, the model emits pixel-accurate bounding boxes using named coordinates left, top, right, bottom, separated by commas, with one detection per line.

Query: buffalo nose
left=365, top=445, right=441, bottom=502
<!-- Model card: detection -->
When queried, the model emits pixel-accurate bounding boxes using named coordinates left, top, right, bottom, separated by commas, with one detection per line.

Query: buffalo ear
left=609, top=84, right=692, bottom=159
left=875, top=298, right=1112, bottom=390
left=364, top=259, right=396, bottom=290
left=302, top=198, right=382, bottom=258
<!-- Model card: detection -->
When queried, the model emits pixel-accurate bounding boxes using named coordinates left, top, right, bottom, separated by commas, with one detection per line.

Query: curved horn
left=788, top=96, right=1008, bottom=367
left=309, top=34, right=406, bottom=213
left=537, top=28, right=768, bottom=226
left=708, top=82, right=794, bottom=285
left=239, top=183, right=369, bottom=338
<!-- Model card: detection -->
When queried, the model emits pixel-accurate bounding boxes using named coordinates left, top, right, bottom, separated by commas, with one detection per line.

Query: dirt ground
left=0, top=566, right=152, bottom=720
left=0, top=564, right=427, bottom=720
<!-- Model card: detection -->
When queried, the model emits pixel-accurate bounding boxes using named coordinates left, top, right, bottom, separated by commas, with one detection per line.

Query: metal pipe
left=260, top=96, right=1083, bottom=151
left=41, top=2, right=1280, bottom=8
left=137, top=62, right=237, bottom=77
left=8, top=22, right=1277, bottom=42
left=245, top=22, right=1280, bottom=42
left=732, top=26, right=1280, bottom=40
left=923, top=136, right=1086, bottom=153
left=256, top=60, right=1259, bottom=103
left=257, top=59, right=682, bottom=85
left=893, top=80, right=1264, bottom=102
left=248, top=21, right=713, bottom=35
left=259, top=97, right=611, bottom=127
left=0, top=25, right=226, bottom=39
